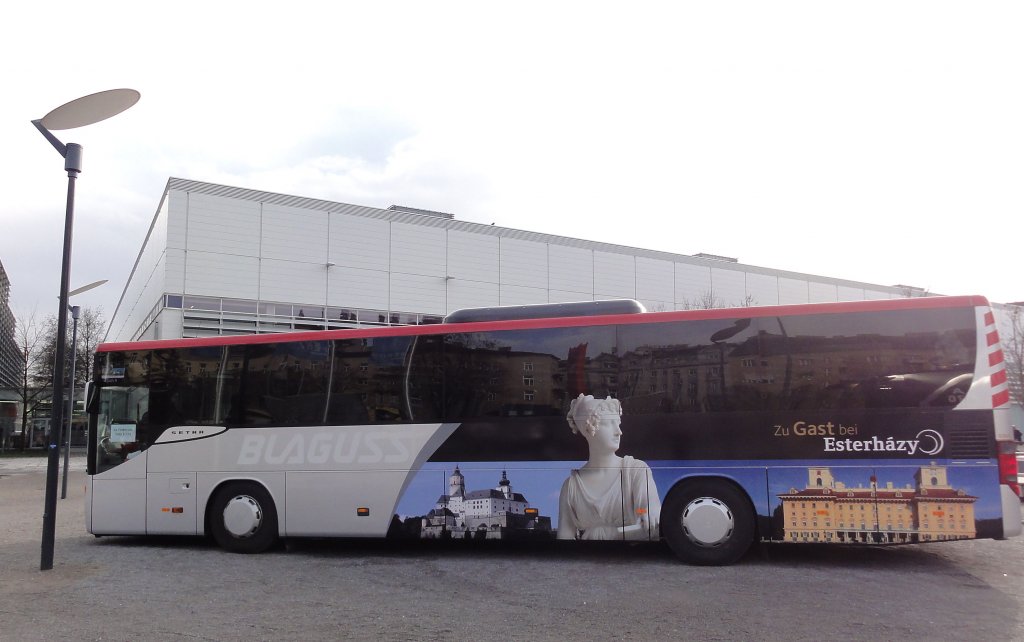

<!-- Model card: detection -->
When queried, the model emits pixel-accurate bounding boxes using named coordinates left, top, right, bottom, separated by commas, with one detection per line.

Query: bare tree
left=36, top=313, right=59, bottom=390
left=12, top=310, right=49, bottom=450
left=8, top=306, right=108, bottom=451
left=682, top=290, right=757, bottom=310
left=1004, top=305, right=1024, bottom=409
left=38, top=306, right=108, bottom=411
left=73, top=307, right=107, bottom=388
left=683, top=289, right=723, bottom=310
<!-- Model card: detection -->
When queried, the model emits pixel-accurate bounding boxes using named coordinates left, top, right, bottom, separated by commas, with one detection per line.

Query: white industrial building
left=106, top=177, right=937, bottom=344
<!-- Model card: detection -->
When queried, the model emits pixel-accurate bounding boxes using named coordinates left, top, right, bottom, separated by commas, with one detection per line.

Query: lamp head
left=40, top=89, right=140, bottom=131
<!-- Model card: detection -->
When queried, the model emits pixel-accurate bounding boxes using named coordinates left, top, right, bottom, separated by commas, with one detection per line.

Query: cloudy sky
left=1, top=2, right=1021, bottom=327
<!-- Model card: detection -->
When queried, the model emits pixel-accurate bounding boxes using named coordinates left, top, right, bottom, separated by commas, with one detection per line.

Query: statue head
left=566, top=394, right=622, bottom=438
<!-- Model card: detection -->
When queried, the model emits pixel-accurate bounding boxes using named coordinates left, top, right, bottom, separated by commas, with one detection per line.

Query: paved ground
left=1, top=454, right=1022, bottom=641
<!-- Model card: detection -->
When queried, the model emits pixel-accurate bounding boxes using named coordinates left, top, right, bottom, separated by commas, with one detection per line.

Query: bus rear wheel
left=662, top=479, right=754, bottom=566
left=209, top=482, right=279, bottom=554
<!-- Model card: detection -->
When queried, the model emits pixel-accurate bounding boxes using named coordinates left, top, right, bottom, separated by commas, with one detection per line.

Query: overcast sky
left=2, top=2, right=1021, bottom=328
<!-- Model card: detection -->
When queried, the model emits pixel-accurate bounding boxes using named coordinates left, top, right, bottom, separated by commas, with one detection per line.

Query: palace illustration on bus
left=84, top=295, right=1022, bottom=565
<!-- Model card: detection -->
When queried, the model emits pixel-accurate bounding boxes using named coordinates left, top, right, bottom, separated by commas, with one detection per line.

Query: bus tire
left=209, top=481, right=279, bottom=554
left=662, top=479, right=754, bottom=566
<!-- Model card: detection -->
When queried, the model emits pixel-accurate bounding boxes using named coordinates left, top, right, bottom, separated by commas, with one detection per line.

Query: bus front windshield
left=93, top=383, right=150, bottom=474
left=91, top=347, right=202, bottom=475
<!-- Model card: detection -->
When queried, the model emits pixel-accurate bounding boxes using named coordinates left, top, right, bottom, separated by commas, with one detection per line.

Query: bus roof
left=97, top=295, right=991, bottom=353
left=444, top=299, right=647, bottom=323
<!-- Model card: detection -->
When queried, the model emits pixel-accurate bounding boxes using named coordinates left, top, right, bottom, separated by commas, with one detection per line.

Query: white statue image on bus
left=557, top=394, right=662, bottom=540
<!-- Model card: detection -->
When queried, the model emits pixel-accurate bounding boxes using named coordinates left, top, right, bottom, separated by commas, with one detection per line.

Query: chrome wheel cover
left=222, top=495, right=263, bottom=539
left=680, top=496, right=734, bottom=547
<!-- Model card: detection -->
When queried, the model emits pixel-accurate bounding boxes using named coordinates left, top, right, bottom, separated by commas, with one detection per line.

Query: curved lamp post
left=33, top=89, right=139, bottom=571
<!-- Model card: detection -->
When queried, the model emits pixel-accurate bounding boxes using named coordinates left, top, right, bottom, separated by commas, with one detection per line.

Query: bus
left=85, top=295, right=1022, bottom=565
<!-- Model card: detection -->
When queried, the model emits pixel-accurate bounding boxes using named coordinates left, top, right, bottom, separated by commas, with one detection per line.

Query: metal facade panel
left=549, top=245, right=593, bottom=294
left=186, top=251, right=260, bottom=299
left=166, top=191, right=187, bottom=249
left=169, top=177, right=387, bottom=220
left=837, top=285, right=867, bottom=301
left=163, top=178, right=911, bottom=298
left=746, top=272, right=780, bottom=306
left=260, top=258, right=327, bottom=305
left=594, top=251, right=636, bottom=299
left=262, top=203, right=329, bottom=263
left=186, top=193, right=261, bottom=257
left=391, top=223, right=446, bottom=277
left=446, top=279, right=499, bottom=313
left=133, top=234, right=166, bottom=301
left=329, top=213, right=390, bottom=271
left=635, top=257, right=674, bottom=304
left=447, top=230, right=499, bottom=281
left=778, top=277, right=809, bottom=305
left=139, top=324, right=158, bottom=340
left=809, top=281, right=839, bottom=303
left=390, top=272, right=445, bottom=314
left=165, top=248, right=186, bottom=293
left=549, top=289, right=593, bottom=304
left=863, top=289, right=894, bottom=300
left=157, top=309, right=183, bottom=340
left=112, top=250, right=167, bottom=343
left=147, top=199, right=168, bottom=258
left=500, top=238, right=548, bottom=287
left=675, top=262, right=712, bottom=303
left=326, top=265, right=389, bottom=310
left=499, top=284, right=548, bottom=306
left=710, top=267, right=746, bottom=306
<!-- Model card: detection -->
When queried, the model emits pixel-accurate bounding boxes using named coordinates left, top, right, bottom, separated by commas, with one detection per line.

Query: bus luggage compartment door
left=285, top=470, right=406, bottom=537
left=769, top=465, right=885, bottom=545
left=146, top=472, right=198, bottom=535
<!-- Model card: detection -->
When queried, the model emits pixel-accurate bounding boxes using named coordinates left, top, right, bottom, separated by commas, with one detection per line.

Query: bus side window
left=616, top=318, right=760, bottom=414
left=321, top=337, right=415, bottom=426
left=325, top=393, right=371, bottom=424
left=404, top=336, right=444, bottom=422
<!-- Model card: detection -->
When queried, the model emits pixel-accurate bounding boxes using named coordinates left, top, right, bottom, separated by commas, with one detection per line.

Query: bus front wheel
left=662, top=479, right=754, bottom=566
left=209, top=482, right=279, bottom=554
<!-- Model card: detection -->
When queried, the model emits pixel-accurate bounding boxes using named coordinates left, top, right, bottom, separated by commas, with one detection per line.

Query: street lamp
left=60, top=279, right=107, bottom=500
left=33, top=89, right=139, bottom=571
left=60, top=305, right=80, bottom=501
